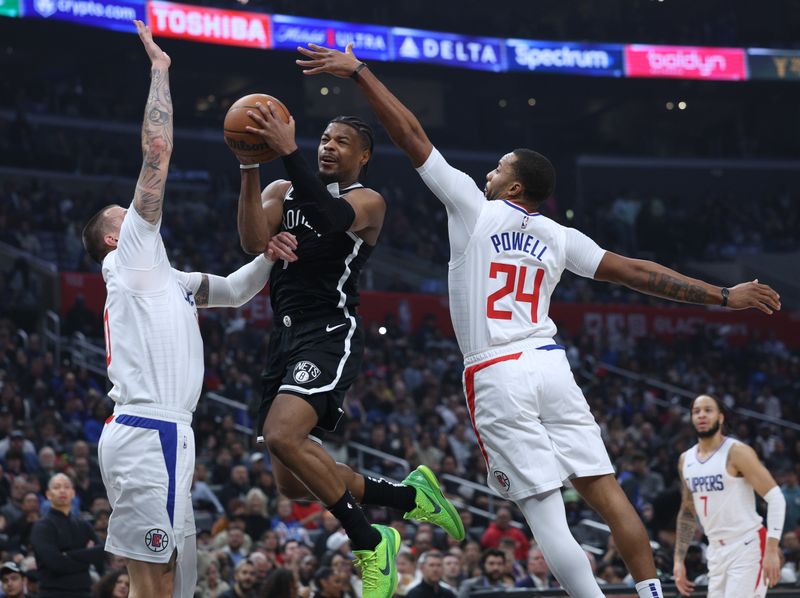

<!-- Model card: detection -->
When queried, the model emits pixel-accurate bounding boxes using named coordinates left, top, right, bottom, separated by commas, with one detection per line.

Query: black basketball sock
left=362, top=476, right=417, bottom=513
left=328, top=490, right=381, bottom=551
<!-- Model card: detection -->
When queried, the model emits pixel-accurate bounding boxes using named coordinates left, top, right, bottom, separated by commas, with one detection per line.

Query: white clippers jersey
left=682, top=438, right=762, bottom=541
left=417, top=148, right=606, bottom=356
left=101, top=205, right=204, bottom=414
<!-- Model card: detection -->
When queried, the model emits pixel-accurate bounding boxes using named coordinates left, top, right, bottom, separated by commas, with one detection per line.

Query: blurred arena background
left=0, top=1, right=799, bottom=596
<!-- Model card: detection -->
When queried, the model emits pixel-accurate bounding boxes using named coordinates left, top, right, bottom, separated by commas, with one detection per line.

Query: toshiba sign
left=148, top=1, right=271, bottom=49
left=625, top=45, right=747, bottom=81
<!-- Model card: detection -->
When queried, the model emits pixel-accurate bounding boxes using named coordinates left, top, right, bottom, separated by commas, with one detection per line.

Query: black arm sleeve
left=281, top=149, right=355, bottom=234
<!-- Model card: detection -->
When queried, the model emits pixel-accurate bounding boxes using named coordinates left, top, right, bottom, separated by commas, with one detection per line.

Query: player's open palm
left=763, top=548, right=781, bottom=588
left=296, top=43, right=361, bottom=77
left=728, top=279, right=781, bottom=314
left=134, top=19, right=170, bottom=69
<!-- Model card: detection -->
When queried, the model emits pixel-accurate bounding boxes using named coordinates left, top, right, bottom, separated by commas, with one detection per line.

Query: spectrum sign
left=148, top=1, right=271, bottom=49
left=625, top=45, right=747, bottom=81
left=272, top=14, right=391, bottom=61
left=507, top=39, right=624, bottom=77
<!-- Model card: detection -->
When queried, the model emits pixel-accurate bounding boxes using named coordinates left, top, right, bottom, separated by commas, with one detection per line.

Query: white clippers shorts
left=98, top=405, right=196, bottom=564
left=463, top=339, right=614, bottom=501
left=707, top=527, right=767, bottom=598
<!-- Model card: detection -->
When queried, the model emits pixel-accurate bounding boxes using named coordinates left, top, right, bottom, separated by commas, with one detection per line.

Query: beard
left=695, top=419, right=721, bottom=438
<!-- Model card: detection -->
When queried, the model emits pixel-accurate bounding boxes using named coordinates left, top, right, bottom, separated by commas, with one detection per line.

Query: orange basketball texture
left=224, top=94, right=291, bottom=163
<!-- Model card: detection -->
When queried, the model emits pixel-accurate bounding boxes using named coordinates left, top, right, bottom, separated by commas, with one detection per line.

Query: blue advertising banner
left=271, top=14, right=391, bottom=61
left=391, top=27, right=505, bottom=72
left=506, top=39, right=624, bottom=77
left=21, top=0, right=144, bottom=32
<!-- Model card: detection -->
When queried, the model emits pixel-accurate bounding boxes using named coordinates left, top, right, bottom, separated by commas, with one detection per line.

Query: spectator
left=270, top=496, right=311, bottom=547
left=260, top=567, right=297, bottom=598
left=194, top=557, right=230, bottom=598
left=6, top=491, right=40, bottom=551
left=328, top=553, right=359, bottom=598
left=247, top=552, right=273, bottom=589
left=457, top=549, right=506, bottom=598
left=30, top=473, right=105, bottom=598
left=1, top=561, right=29, bottom=598
left=479, top=506, right=529, bottom=560
left=781, top=470, right=800, bottom=533
left=516, top=547, right=556, bottom=589
left=441, top=552, right=463, bottom=592
left=91, top=569, right=129, bottom=598
left=243, top=488, right=270, bottom=543
left=219, top=559, right=258, bottom=598
left=407, top=550, right=456, bottom=598
left=219, top=465, right=250, bottom=511
left=395, top=551, right=419, bottom=595
left=221, top=527, right=250, bottom=568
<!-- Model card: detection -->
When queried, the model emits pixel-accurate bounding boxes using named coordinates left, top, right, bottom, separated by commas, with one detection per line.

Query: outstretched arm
left=131, top=20, right=173, bottom=225
left=297, top=43, right=432, bottom=167
left=594, top=252, right=781, bottom=314
left=673, top=454, right=698, bottom=597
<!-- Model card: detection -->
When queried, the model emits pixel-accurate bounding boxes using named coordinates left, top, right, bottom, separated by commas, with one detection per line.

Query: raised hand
left=245, top=102, right=297, bottom=156
left=296, top=42, right=362, bottom=78
left=134, top=19, right=170, bottom=69
left=727, top=279, right=781, bottom=314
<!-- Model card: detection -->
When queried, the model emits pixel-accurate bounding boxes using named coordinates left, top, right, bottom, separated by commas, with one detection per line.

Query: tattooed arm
left=673, top=454, right=698, bottom=597
left=594, top=251, right=781, bottom=314
left=132, top=20, right=172, bottom=225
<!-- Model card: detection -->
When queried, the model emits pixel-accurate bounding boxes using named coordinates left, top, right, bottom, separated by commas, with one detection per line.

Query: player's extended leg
left=264, top=393, right=400, bottom=598
left=571, top=474, right=660, bottom=583
left=126, top=551, right=176, bottom=598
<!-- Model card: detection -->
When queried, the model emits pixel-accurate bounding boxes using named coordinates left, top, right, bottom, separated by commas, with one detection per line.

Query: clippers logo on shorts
left=494, top=470, right=510, bottom=491
left=293, top=361, right=321, bottom=384
left=145, top=528, right=170, bottom=553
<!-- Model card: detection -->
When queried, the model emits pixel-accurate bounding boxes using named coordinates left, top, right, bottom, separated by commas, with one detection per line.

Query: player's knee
left=263, top=428, right=301, bottom=460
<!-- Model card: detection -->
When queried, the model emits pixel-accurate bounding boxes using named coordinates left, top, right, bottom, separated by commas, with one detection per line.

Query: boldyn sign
left=148, top=1, right=271, bottom=49
left=21, top=0, right=143, bottom=31
left=271, top=14, right=391, bottom=61
left=625, top=44, right=747, bottom=81
left=391, top=27, right=505, bottom=72
left=506, top=39, right=624, bottom=77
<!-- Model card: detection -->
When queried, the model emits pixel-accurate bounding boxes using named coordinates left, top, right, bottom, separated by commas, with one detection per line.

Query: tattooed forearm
left=674, top=507, right=699, bottom=562
left=645, top=272, right=708, bottom=304
left=133, top=66, right=173, bottom=224
left=194, top=275, right=210, bottom=307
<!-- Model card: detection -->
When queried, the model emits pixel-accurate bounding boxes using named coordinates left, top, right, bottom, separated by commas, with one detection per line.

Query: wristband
left=721, top=287, right=729, bottom=307
left=240, top=163, right=260, bottom=170
left=351, top=62, right=368, bottom=80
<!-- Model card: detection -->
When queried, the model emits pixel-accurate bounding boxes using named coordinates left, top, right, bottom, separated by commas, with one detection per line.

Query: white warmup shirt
left=102, top=204, right=205, bottom=414
left=417, top=148, right=606, bottom=356
left=682, top=437, right=763, bottom=541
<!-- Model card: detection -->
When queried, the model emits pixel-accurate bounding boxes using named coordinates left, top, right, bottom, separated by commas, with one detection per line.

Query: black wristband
left=721, top=287, right=729, bottom=307
left=351, top=62, right=368, bottom=80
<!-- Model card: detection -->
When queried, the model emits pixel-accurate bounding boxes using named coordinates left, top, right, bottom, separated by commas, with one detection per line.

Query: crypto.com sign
left=625, top=44, right=747, bottom=81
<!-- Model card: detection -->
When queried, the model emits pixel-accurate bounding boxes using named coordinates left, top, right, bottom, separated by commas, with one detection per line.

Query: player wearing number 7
left=297, top=42, right=783, bottom=598
left=81, top=22, right=296, bottom=598
left=674, top=395, right=785, bottom=597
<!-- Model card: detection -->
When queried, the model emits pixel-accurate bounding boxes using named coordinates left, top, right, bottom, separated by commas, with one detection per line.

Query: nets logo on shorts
left=494, top=470, right=511, bottom=491
left=144, top=528, right=170, bottom=553
left=293, top=361, right=321, bottom=384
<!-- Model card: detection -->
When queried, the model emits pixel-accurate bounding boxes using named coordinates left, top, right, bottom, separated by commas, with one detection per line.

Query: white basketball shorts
left=98, top=406, right=196, bottom=564
left=707, top=527, right=767, bottom=598
left=463, top=339, right=614, bottom=500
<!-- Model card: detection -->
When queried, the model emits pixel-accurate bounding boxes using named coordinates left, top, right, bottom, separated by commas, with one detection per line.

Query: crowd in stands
left=0, top=297, right=798, bottom=595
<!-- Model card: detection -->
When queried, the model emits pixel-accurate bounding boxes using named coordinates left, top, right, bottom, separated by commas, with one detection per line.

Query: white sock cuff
left=635, top=578, right=663, bottom=598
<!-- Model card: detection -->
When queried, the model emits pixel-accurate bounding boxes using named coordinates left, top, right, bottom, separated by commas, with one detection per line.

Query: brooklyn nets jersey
left=269, top=182, right=374, bottom=319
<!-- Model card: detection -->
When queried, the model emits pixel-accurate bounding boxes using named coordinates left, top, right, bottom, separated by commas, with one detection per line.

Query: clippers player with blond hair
left=82, top=22, right=294, bottom=598
left=297, top=42, right=783, bottom=598
left=674, top=395, right=785, bottom=597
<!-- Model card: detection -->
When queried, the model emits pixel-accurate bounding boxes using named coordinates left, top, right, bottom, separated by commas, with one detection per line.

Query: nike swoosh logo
left=744, top=538, right=755, bottom=545
left=379, top=543, right=392, bottom=576
left=421, top=489, right=442, bottom=514
left=326, top=323, right=347, bottom=332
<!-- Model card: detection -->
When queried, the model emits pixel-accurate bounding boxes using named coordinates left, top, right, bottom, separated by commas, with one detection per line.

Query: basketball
left=223, top=93, right=291, bottom=163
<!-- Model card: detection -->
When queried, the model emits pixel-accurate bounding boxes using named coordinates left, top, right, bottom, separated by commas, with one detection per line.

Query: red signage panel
left=625, top=44, right=747, bottom=81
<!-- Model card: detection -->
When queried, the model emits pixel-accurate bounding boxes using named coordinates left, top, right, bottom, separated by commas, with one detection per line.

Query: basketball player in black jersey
left=234, top=102, right=464, bottom=598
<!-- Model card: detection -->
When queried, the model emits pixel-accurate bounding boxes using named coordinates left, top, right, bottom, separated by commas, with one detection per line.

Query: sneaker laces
left=354, top=551, right=379, bottom=590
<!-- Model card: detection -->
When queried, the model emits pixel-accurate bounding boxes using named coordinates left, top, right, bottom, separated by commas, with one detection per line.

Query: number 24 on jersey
left=486, top=262, right=544, bottom=323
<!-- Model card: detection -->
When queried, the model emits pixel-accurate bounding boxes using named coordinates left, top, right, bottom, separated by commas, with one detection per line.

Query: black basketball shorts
left=257, top=312, right=364, bottom=441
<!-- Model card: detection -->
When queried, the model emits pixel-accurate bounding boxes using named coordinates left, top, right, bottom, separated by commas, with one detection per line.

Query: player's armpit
left=344, top=188, right=386, bottom=236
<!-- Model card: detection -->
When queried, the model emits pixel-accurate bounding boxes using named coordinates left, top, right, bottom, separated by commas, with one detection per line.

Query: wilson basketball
left=224, top=93, right=291, bottom=163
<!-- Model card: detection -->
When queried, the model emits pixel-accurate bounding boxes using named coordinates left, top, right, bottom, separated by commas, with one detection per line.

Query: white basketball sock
left=518, top=489, right=605, bottom=598
left=635, top=578, right=663, bottom=598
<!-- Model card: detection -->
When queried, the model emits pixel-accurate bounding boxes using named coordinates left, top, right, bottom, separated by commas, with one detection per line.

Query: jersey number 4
left=487, top=262, right=545, bottom=322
